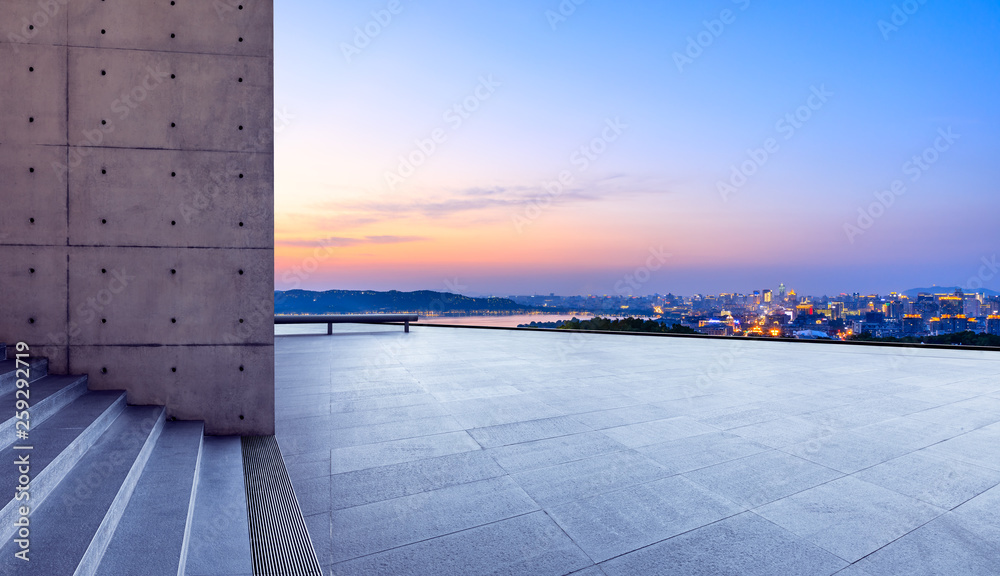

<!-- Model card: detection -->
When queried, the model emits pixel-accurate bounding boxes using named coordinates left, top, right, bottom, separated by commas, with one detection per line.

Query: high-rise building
left=988, top=315, right=1000, bottom=336
left=778, top=283, right=787, bottom=301
left=939, top=296, right=963, bottom=316
left=830, top=302, right=844, bottom=321
left=964, top=295, right=981, bottom=318
left=763, top=289, right=772, bottom=304
left=902, top=314, right=924, bottom=336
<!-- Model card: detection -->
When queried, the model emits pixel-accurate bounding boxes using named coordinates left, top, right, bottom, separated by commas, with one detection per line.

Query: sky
left=274, top=0, right=1000, bottom=297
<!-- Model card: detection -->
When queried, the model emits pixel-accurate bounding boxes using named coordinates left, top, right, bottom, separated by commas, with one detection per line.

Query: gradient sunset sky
left=274, top=0, right=1000, bottom=296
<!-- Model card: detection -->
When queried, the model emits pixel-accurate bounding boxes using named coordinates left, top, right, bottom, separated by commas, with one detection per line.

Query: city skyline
left=274, top=1, right=1000, bottom=296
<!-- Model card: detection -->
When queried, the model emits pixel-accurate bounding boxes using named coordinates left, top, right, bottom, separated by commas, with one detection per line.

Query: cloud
left=276, top=235, right=427, bottom=248
left=311, top=179, right=665, bottom=221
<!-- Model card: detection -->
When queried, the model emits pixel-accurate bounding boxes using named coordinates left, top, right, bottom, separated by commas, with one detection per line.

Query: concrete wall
left=0, top=0, right=274, bottom=435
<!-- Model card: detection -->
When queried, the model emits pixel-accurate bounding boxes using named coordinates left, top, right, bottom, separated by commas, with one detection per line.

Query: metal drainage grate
left=242, top=435, right=323, bottom=575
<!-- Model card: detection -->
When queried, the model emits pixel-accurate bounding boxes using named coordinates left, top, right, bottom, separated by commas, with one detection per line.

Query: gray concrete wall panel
left=0, top=43, right=67, bottom=145
left=68, top=47, right=273, bottom=152
left=69, top=344, right=274, bottom=435
left=0, top=1, right=275, bottom=435
left=67, top=246, right=272, bottom=346
left=0, top=145, right=69, bottom=245
left=0, top=0, right=69, bottom=46
left=67, top=148, right=272, bottom=248
left=0, top=246, right=70, bottom=371
left=67, top=0, right=271, bottom=56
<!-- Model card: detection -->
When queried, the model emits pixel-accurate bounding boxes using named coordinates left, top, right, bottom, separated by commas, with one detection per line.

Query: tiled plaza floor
left=275, top=324, right=1000, bottom=575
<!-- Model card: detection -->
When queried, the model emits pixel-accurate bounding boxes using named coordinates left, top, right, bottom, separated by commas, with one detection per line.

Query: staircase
left=0, top=343, right=256, bottom=575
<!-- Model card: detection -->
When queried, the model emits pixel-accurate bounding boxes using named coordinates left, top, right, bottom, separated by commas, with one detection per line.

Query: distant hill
left=274, top=289, right=546, bottom=315
left=902, top=286, right=1000, bottom=297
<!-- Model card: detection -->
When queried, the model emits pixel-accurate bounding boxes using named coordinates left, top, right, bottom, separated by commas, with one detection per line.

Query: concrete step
left=0, top=390, right=127, bottom=545
left=0, top=356, right=48, bottom=396
left=96, top=421, right=204, bottom=576
left=0, top=405, right=165, bottom=575
left=185, top=436, right=255, bottom=576
left=0, top=374, right=89, bottom=450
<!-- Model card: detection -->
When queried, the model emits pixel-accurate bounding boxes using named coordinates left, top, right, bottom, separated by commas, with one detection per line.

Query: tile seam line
left=319, top=427, right=475, bottom=454
left=65, top=9, right=71, bottom=372
left=2, top=41, right=271, bottom=58
left=681, top=464, right=848, bottom=512
left=540, top=508, right=602, bottom=567
left=743, top=509, right=855, bottom=566
left=38, top=144, right=274, bottom=154
left=590, top=509, right=750, bottom=568
left=2, top=244, right=273, bottom=250
left=328, top=465, right=511, bottom=512
left=772, top=428, right=998, bottom=477
left=328, top=474, right=519, bottom=514
left=489, top=445, right=633, bottom=477
left=325, top=509, right=542, bottom=568
left=517, top=455, right=682, bottom=509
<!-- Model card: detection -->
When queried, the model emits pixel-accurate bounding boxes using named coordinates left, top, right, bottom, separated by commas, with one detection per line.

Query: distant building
left=964, top=296, right=981, bottom=318
left=938, top=315, right=968, bottom=334
left=829, top=302, right=844, bottom=321
left=939, top=296, right=963, bottom=316
left=902, top=314, right=925, bottom=336
left=986, top=315, right=1000, bottom=335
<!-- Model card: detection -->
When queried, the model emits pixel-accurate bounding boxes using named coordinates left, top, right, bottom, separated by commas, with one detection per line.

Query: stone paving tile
left=755, top=476, right=944, bottom=562
left=511, top=450, right=671, bottom=508
left=854, top=451, right=1000, bottom=510
left=697, top=405, right=786, bottom=430
left=950, top=483, right=1000, bottom=543
left=637, top=431, right=770, bottom=475
left=440, top=395, right=565, bottom=428
left=600, top=512, right=847, bottom=576
left=466, top=415, right=593, bottom=448
left=855, top=514, right=1000, bottom=576
left=782, top=430, right=912, bottom=474
left=906, top=403, right=1000, bottom=432
left=330, top=476, right=538, bottom=564
left=330, top=450, right=507, bottom=510
left=548, top=476, right=744, bottom=562
left=487, top=431, right=628, bottom=474
left=327, top=512, right=594, bottom=576
left=601, top=417, right=719, bottom=449
left=684, top=450, right=844, bottom=508
left=729, top=416, right=834, bottom=448
left=330, top=392, right=438, bottom=414
left=328, top=415, right=466, bottom=450
left=923, top=426, right=1000, bottom=472
left=328, top=402, right=451, bottom=429
left=330, top=431, right=482, bottom=475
